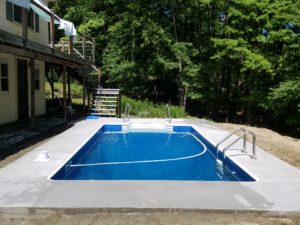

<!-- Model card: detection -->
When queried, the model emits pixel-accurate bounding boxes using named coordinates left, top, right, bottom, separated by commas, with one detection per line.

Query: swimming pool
left=51, top=124, right=255, bottom=181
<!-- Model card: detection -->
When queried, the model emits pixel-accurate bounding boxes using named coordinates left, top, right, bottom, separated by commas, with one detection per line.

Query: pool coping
left=0, top=118, right=300, bottom=215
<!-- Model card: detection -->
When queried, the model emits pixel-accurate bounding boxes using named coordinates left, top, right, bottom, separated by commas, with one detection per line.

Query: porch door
left=17, top=60, right=29, bottom=120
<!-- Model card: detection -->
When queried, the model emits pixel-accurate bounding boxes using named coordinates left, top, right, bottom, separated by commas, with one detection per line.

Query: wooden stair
left=92, top=89, right=121, bottom=117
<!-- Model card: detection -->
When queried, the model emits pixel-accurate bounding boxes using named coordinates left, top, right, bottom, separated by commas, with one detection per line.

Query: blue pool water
left=51, top=125, right=255, bottom=181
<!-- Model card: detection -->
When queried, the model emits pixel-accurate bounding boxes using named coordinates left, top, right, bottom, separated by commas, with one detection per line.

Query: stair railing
left=166, top=104, right=171, bottom=123
left=123, top=103, right=130, bottom=122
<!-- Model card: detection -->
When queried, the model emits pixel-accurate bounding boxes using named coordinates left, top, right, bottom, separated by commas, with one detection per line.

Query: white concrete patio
left=0, top=118, right=300, bottom=214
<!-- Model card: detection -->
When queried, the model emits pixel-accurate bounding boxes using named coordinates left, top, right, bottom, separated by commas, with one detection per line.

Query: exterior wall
left=0, top=53, right=46, bottom=125
left=31, top=60, right=46, bottom=117
left=0, top=0, right=49, bottom=46
left=28, top=19, right=49, bottom=46
left=0, top=52, right=18, bottom=124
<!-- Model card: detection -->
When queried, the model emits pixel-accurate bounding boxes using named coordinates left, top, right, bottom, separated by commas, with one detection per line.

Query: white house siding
left=28, top=19, right=49, bottom=46
left=31, top=60, right=46, bottom=117
left=0, top=53, right=46, bottom=125
left=0, top=0, right=49, bottom=46
left=0, top=53, right=18, bottom=124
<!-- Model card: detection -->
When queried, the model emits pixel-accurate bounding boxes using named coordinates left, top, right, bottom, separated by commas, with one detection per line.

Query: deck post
left=92, top=38, right=96, bottom=63
left=63, top=64, right=67, bottom=121
left=118, top=92, right=121, bottom=118
left=83, top=73, right=86, bottom=112
left=82, top=35, right=86, bottom=59
left=87, top=89, right=91, bottom=111
left=68, top=36, right=74, bottom=56
left=50, top=12, right=55, bottom=50
left=98, top=66, right=101, bottom=89
left=67, top=69, right=71, bottom=104
left=30, top=58, right=36, bottom=127
left=61, top=40, right=65, bottom=52
left=50, top=67, right=55, bottom=99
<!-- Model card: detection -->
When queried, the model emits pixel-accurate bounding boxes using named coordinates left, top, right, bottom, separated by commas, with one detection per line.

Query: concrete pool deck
left=0, top=118, right=300, bottom=214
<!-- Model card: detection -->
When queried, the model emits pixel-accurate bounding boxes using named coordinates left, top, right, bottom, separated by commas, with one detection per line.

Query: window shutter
left=28, top=8, right=34, bottom=29
left=6, top=1, right=13, bottom=22
left=35, top=14, right=39, bottom=32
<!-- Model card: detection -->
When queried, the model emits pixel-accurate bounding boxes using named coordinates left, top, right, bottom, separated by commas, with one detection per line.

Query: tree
left=52, top=0, right=300, bottom=136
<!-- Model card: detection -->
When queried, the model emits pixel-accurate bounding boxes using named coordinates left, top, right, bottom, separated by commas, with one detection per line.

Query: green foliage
left=52, top=0, right=300, bottom=136
left=78, top=13, right=106, bottom=34
left=45, top=81, right=83, bottom=98
left=121, top=96, right=187, bottom=118
left=266, top=78, right=300, bottom=130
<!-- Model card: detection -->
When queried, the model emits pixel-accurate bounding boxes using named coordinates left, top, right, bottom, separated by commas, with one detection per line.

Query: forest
left=51, top=0, right=300, bottom=137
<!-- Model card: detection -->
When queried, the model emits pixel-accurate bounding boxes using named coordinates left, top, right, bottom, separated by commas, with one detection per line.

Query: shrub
left=121, top=96, right=187, bottom=118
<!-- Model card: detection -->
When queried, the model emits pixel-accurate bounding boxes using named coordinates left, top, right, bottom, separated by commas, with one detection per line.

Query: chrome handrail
left=216, top=128, right=246, bottom=161
left=216, top=128, right=256, bottom=162
left=123, top=103, right=130, bottom=122
left=166, top=104, right=171, bottom=123
left=223, top=131, right=256, bottom=160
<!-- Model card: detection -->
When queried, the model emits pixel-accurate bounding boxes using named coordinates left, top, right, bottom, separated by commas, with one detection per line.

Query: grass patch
left=45, top=81, right=188, bottom=118
left=121, top=96, right=187, bottom=118
left=45, top=81, right=83, bottom=98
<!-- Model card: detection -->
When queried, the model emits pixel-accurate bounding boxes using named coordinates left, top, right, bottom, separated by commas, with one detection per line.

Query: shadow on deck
left=0, top=117, right=73, bottom=161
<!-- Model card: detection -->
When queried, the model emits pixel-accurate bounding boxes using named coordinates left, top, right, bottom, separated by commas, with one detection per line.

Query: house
left=0, top=0, right=97, bottom=126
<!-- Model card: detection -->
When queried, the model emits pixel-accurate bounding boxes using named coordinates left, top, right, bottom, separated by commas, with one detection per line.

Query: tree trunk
left=131, top=24, right=135, bottom=61
left=172, top=0, right=186, bottom=109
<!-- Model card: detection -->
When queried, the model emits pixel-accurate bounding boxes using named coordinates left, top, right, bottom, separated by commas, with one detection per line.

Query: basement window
left=0, top=63, right=9, bottom=92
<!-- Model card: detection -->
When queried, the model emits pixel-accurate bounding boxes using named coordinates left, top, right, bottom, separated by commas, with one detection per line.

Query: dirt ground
left=0, top=211, right=300, bottom=225
left=216, top=122, right=300, bottom=169
left=0, top=122, right=300, bottom=225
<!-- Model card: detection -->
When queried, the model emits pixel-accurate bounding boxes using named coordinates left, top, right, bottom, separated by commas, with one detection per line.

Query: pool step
left=93, top=112, right=117, bottom=116
left=91, top=88, right=121, bottom=117
left=97, top=96, right=118, bottom=99
left=96, top=100, right=118, bottom=104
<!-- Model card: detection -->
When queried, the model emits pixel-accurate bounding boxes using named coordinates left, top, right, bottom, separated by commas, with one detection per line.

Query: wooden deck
left=0, top=118, right=71, bottom=159
left=0, top=28, right=92, bottom=67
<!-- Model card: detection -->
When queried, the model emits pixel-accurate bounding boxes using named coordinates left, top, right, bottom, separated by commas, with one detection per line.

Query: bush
left=121, top=96, right=187, bottom=118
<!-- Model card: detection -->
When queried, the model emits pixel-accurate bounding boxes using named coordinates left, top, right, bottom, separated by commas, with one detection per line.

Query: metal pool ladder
left=216, top=128, right=256, bottom=162
left=166, top=104, right=171, bottom=123
left=123, top=103, right=130, bottom=122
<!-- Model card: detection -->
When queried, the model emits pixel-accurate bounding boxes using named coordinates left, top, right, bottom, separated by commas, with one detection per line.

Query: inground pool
left=51, top=124, right=255, bottom=181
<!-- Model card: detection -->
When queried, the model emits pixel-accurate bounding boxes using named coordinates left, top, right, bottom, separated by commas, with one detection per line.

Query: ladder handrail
left=223, top=131, right=256, bottom=159
left=216, top=128, right=256, bottom=161
left=123, top=103, right=130, bottom=122
left=216, top=128, right=246, bottom=161
left=166, top=104, right=171, bottom=123
left=216, top=128, right=246, bottom=149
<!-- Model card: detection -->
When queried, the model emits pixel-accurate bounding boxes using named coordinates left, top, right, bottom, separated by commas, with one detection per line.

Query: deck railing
left=55, top=32, right=96, bottom=63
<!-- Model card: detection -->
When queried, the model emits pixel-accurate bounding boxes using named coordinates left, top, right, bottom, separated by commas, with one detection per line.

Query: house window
left=28, top=8, right=34, bottom=29
left=35, top=13, right=39, bottom=32
left=35, top=67, right=40, bottom=90
left=6, top=1, right=23, bottom=24
left=0, top=63, right=9, bottom=92
left=13, top=4, right=23, bottom=24
left=6, top=1, right=39, bottom=32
